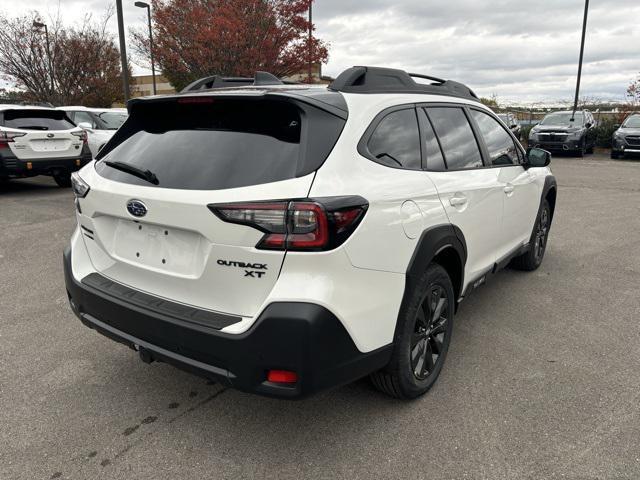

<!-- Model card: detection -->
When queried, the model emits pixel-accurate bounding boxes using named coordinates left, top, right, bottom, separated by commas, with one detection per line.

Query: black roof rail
left=328, top=66, right=479, bottom=101
left=180, top=71, right=292, bottom=93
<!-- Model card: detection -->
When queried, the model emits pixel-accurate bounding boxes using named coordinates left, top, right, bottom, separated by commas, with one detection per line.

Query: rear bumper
left=63, top=247, right=392, bottom=398
left=0, top=150, right=92, bottom=177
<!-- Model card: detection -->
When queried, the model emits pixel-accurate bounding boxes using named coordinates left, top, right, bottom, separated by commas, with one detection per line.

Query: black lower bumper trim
left=0, top=153, right=92, bottom=177
left=63, top=247, right=392, bottom=398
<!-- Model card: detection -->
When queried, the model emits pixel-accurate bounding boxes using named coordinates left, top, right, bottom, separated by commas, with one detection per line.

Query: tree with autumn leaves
left=0, top=10, right=129, bottom=107
left=130, top=0, right=328, bottom=91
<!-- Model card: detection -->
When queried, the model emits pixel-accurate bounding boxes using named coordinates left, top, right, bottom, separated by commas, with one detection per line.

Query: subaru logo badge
left=127, top=200, right=148, bottom=218
left=47, top=133, right=54, bottom=138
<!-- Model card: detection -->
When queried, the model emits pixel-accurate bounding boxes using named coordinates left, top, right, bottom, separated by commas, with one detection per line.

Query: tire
left=611, top=151, right=620, bottom=159
left=586, top=144, right=594, bottom=154
left=511, top=199, right=551, bottom=271
left=576, top=140, right=586, bottom=157
left=371, top=263, right=455, bottom=399
left=53, top=172, right=72, bottom=188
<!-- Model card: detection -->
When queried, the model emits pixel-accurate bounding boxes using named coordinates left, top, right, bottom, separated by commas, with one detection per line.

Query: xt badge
left=217, top=259, right=268, bottom=279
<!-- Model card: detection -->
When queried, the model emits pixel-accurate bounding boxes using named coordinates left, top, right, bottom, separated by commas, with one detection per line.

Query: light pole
left=135, top=1, right=157, bottom=95
left=32, top=21, right=54, bottom=96
left=571, top=0, right=590, bottom=121
left=116, top=0, right=130, bottom=101
left=307, top=2, right=313, bottom=83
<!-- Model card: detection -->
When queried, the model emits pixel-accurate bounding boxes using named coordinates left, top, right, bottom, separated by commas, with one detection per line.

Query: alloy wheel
left=410, top=285, right=449, bottom=381
left=534, top=207, right=550, bottom=263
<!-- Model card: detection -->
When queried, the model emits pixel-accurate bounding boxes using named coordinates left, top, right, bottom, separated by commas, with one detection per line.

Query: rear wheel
left=371, top=264, right=454, bottom=399
left=511, top=199, right=551, bottom=271
left=53, top=172, right=72, bottom=188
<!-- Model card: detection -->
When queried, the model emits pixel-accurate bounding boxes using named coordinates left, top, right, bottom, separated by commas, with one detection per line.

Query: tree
left=131, top=0, right=328, bottom=91
left=479, top=94, right=499, bottom=109
left=628, top=73, right=640, bottom=109
left=0, top=10, right=129, bottom=107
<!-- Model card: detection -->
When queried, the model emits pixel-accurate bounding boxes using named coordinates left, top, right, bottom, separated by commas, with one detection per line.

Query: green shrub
left=592, top=118, right=619, bottom=148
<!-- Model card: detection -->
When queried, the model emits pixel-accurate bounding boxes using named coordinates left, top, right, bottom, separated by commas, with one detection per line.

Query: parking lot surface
left=1, top=153, right=640, bottom=479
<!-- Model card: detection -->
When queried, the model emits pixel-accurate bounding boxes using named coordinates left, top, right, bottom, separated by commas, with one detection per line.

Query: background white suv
left=58, top=107, right=128, bottom=157
left=64, top=67, right=557, bottom=399
left=0, top=105, right=92, bottom=186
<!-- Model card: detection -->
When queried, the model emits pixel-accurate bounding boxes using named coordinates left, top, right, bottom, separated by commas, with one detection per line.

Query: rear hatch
left=1, top=109, right=82, bottom=160
left=77, top=93, right=346, bottom=319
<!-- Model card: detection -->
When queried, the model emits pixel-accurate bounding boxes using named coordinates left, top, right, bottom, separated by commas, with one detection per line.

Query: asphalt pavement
left=1, top=153, right=640, bottom=479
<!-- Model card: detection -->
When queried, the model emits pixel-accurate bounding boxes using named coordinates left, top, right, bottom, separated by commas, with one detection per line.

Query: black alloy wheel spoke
left=411, top=282, right=450, bottom=381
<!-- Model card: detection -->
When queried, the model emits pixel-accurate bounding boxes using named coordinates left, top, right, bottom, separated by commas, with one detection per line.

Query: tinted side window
left=470, top=110, right=520, bottom=166
left=425, top=107, right=483, bottom=170
left=417, top=108, right=445, bottom=171
left=367, top=109, right=421, bottom=170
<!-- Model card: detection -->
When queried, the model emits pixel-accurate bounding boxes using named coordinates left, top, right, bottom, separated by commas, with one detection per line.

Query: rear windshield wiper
left=104, top=160, right=159, bottom=185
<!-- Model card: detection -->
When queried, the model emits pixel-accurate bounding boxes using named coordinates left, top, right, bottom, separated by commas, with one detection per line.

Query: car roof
left=0, top=105, right=56, bottom=112
left=58, top=106, right=126, bottom=112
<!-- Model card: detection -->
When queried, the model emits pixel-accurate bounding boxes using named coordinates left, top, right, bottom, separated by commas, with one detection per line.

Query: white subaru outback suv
left=64, top=67, right=557, bottom=399
left=0, top=106, right=92, bottom=186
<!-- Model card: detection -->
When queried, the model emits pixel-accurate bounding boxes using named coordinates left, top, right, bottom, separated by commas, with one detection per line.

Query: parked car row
left=0, top=105, right=128, bottom=187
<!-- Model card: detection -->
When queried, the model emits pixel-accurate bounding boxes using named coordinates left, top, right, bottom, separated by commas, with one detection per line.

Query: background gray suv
left=611, top=114, right=640, bottom=159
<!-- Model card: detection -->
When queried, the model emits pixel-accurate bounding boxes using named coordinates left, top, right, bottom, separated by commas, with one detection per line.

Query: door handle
left=504, top=185, right=515, bottom=195
left=449, top=196, right=468, bottom=207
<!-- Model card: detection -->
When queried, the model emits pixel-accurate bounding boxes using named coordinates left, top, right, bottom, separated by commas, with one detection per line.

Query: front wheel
left=511, top=199, right=551, bottom=271
left=611, top=151, right=621, bottom=159
left=53, top=172, right=72, bottom=188
left=371, top=264, right=454, bottom=399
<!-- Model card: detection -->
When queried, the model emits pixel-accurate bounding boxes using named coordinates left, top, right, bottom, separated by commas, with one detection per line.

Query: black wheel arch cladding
left=402, top=224, right=467, bottom=313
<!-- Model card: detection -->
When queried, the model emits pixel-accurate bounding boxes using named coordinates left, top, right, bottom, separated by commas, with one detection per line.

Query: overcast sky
left=3, top=0, right=639, bottom=104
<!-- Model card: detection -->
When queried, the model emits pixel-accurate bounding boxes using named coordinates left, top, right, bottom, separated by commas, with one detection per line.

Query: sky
left=2, top=0, right=639, bottom=104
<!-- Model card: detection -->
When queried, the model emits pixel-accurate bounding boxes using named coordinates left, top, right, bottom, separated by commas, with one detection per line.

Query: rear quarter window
left=96, top=98, right=345, bottom=190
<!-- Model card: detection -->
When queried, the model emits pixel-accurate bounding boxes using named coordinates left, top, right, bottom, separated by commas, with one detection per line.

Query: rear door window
left=96, top=98, right=345, bottom=190
left=425, top=107, right=483, bottom=170
left=366, top=108, right=421, bottom=170
left=1, top=110, right=75, bottom=131
left=470, top=110, right=520, bottom=166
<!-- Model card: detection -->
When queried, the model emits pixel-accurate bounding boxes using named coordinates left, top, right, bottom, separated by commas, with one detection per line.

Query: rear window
left=96, top=98, right=345, bottom=190
left=1, top=109, right=75, bottom=131
left=98, top=111, right=128, bottom=129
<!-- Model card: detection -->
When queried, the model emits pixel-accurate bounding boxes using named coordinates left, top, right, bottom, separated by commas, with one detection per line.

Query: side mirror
left=614, top=123, right=621, bottom=129
left=525, top=148, right=551, bottom=168
left=77, top=122, right=92, bottom=130
left=585, top=122, right=593, bottom=128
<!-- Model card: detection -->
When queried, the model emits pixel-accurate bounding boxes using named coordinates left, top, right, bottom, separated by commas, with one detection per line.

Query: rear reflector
left=267, top=370, right=298, bottom=384
left=209, top=197, right=368, bottom=252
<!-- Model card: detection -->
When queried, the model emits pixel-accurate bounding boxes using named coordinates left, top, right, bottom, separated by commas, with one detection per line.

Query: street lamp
left=135, top=1, right=157, bottom=95
left=571, top=0, right=590, bottom=121
left=115, top=0, right=130, bottom=102
left=32, top=20, right=54, bottom=95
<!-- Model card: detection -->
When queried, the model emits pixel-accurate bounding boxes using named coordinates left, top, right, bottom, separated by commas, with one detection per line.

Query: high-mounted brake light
left=177, top=97, right=216, bottom=104
left=0, top=131, right=26, bottom=149
left=209, top=197, right=368, bottom=252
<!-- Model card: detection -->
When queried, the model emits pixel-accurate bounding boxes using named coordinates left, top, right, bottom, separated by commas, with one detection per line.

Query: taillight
left=72, top=129, right=88, bottom=145
left=0, top=131, right=26, bottom=149
left=209, top=197, right=368, bottom=251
